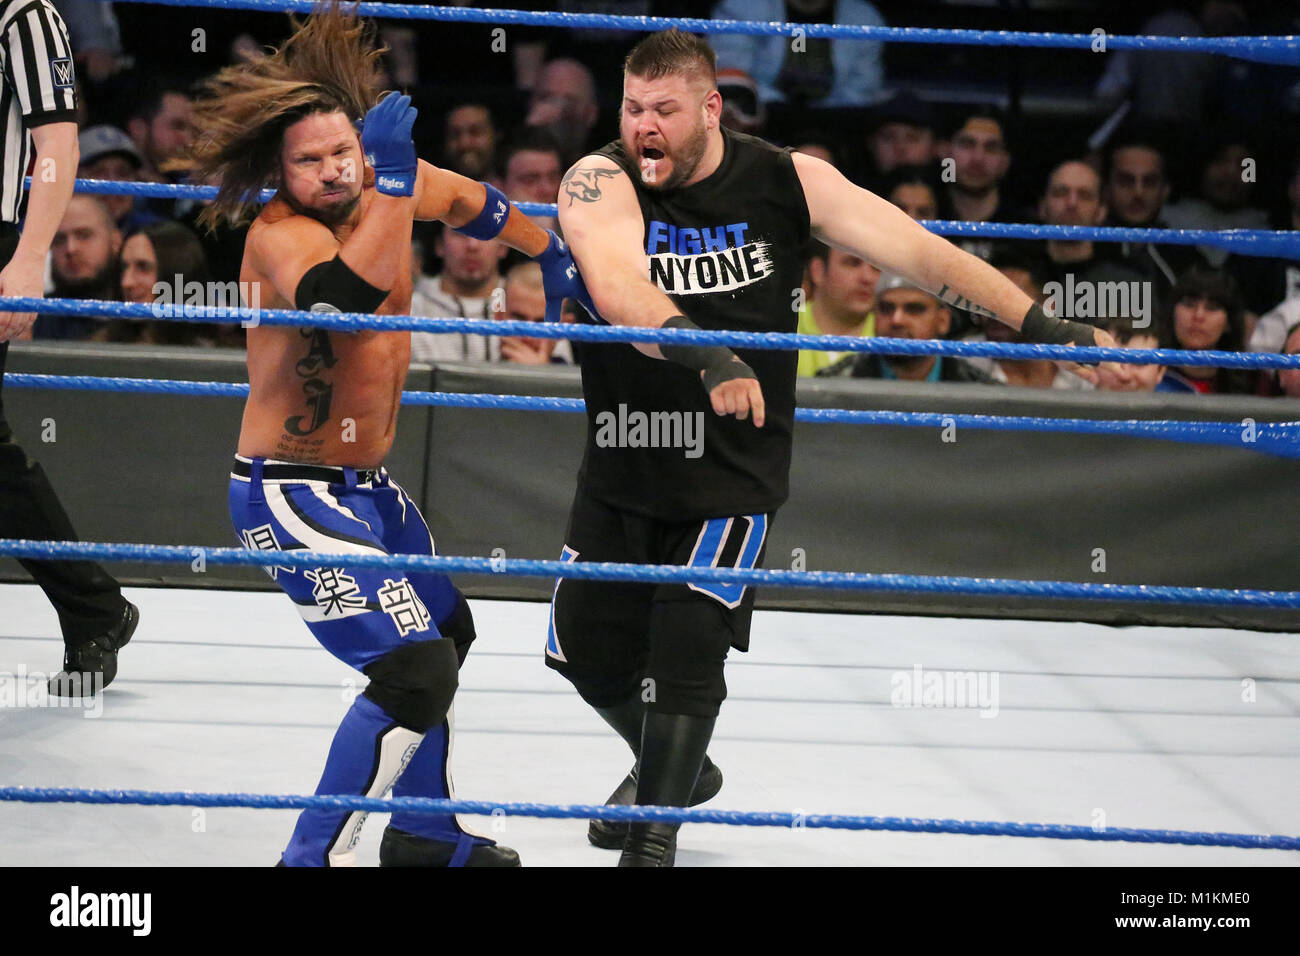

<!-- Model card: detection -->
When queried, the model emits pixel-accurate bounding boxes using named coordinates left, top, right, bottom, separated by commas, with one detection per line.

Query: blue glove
left=361, top=93, right=417, bottom=197
left=536, top=230, right=599, bottom=324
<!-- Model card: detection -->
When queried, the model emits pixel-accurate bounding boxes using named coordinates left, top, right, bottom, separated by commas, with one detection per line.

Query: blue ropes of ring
left=45, top=178, right=1300, bottom=258
left=0, top=786, right=1295, bottom=850
left=100, top=0, right=1300, bottom=67
left=6, top=374, right=1300, bottom=459
left=6, top=294, right=1300, bottom=370
left=2, top=539, right=1299, bottom=609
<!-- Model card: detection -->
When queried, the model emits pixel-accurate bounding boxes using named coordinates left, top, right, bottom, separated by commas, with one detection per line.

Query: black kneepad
left=438, top=592, right=477, bottom=666
left=363, top=638, right=458, bottom=731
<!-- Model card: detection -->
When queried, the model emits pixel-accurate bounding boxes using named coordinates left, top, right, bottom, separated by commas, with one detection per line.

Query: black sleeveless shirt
left=576, top=127, right=811, bottom=521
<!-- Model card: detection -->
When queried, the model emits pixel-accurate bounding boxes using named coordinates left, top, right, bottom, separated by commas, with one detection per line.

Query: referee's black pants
left=0, top=228, right=125, bottom=646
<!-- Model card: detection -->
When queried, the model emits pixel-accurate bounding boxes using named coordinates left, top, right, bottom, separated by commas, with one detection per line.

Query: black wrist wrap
left=659, top=315, right=756, bottom=390
left=1020, top=302, right=1097, bottom=347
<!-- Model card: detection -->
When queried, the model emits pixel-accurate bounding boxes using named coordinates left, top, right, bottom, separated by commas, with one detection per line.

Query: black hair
left=500, top=127, right=565, bottom=172
left=1165, top=266, right=1251, bottom=392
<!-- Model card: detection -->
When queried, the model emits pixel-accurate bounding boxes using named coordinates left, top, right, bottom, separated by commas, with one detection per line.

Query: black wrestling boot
left=588, top=699, right=723, bottom=849
left=618, top=711, right=716, bottom=868
left=48, top=601, right=139, bottom=697
left=378, top=826, right=521, bottom=867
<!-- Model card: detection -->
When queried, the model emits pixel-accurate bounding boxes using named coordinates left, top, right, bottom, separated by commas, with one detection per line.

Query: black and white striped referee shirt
left=0, top=0, right=75, bottom=224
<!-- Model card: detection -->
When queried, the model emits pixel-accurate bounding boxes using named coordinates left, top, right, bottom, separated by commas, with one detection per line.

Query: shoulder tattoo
left=561, top=166, right=621, bottom=206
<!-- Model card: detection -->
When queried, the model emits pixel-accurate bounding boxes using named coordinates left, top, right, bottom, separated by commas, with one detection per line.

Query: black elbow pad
left=294, top=255, right=389, bottom=313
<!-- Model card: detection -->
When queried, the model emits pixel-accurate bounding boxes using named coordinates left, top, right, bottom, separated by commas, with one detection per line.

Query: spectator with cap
left=717, top=68, right=765, bottom=136
left=796, top=240, right=877, bottom=377
left=77, top=125, right=163, bottom=234
left=710, top=0, right=885, bottom=108
left=818, top=270, right=994, bottom=383
left=442, top=103, right=500, bottom=182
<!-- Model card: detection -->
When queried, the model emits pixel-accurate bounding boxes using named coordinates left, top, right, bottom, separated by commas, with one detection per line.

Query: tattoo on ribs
left=284, top=328, right=338, bottom=437
left=561, top=166, right=620, bottom=206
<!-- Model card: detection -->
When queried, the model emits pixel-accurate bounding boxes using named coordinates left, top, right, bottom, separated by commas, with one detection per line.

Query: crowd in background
left=36, top=0, right=1300, bottom=396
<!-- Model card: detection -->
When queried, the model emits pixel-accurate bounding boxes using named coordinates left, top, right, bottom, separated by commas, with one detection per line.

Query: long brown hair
left=190, top=2, right=385, bottom=230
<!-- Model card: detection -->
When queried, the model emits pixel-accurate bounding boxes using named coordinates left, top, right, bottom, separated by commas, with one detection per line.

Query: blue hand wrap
left=454, top=182, right=511, bottom=240
left=361, top=93, right=418, bottom=197
left=536, top=230, right=599, bottom=324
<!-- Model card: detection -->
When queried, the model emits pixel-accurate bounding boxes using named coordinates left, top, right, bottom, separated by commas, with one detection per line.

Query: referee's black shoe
left=378, top=827, right=521, bottom=867
left=588, top=757, right=723, bottom=849
left=48, top=601, right=139, bottom=697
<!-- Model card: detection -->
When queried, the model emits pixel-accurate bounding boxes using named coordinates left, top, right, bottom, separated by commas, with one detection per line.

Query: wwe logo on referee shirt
left=594, top=404, right=705, bottom=459
left=50, top=58, right=75, bottom=88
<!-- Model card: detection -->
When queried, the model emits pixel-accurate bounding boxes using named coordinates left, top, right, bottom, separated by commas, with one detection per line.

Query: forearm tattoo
left=935, top=283, right=997, bottom=320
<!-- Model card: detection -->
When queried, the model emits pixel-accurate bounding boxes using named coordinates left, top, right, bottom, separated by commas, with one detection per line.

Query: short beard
left=281, top=186, right=360, bottom=227
left=54, top=261, right=120, bottom=300
left=638, top=122, right=709, bottom=192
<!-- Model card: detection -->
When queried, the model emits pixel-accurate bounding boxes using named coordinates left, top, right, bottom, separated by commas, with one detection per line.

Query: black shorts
left=544, top=484, right=772, bottom=716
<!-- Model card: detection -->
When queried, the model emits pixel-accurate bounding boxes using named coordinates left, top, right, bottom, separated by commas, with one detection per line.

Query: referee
left=0, top=0, right=137, bottom=696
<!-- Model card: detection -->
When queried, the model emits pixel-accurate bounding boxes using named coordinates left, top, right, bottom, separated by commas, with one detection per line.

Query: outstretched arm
left=413, top=159, right=593, bottom=320
left=414, top=160, right=548, bottom=257
left=558, top=155, right=765, bottom=425
left=790, top=151, right=1115, bottom=381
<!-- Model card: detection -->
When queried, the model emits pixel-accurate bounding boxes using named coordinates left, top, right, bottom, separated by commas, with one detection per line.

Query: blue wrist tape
left=454, top=182, right=511, bottom=240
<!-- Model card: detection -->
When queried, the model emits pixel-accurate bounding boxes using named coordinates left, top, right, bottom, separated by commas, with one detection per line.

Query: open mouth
left=640, top=146, right=665, bottom=161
